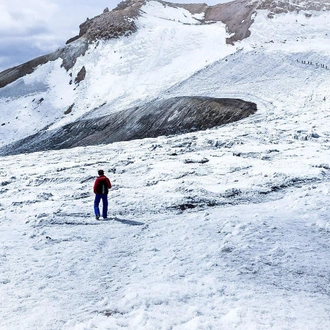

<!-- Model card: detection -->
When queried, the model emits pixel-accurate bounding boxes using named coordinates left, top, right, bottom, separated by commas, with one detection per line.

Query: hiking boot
left=96, top=215, right=100, bottom=220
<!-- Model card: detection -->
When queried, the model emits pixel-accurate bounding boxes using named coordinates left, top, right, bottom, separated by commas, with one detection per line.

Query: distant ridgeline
left=0, top=97, right=257, bottom=155
left=3, top=0, right=328, bottom=88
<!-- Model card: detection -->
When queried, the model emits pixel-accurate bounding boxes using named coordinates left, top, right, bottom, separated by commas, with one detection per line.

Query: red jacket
left=93, top=175, right=112, bottom=194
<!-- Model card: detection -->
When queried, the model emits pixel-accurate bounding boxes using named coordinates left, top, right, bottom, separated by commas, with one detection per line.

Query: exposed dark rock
left=75, top=66, right=86, bottom=84
left=0, top=54, right=55, bottom=89
left=66, top=35, right=80, bottom=44
left=168, top=2, right=208, bottom=15
left=64, top=104, right=75, bottom=115
left=178, top=203, right=196, bottom=211
left=0, top=96, right=257, bottom=155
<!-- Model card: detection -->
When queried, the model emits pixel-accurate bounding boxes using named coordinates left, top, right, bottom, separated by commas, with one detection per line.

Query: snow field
left=1, top=114, right=330, bottom=328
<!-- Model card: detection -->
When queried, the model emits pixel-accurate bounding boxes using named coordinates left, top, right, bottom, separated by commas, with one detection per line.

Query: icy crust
left=0, top=117, right=330, bottom=328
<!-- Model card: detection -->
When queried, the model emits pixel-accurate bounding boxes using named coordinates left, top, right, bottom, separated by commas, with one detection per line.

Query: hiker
left=93, top=169, right=112, bottom=220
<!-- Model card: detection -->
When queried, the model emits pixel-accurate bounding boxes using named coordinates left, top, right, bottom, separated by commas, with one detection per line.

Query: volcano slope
left=0, top=96, right=256, bottom=155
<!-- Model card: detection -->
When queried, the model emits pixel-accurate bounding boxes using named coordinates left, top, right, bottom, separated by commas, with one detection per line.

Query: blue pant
left=94, top=194, right=108, bottom=218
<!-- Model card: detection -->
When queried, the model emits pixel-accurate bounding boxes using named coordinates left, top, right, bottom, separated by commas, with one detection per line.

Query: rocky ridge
left=0, top=97, right=257, bottom=155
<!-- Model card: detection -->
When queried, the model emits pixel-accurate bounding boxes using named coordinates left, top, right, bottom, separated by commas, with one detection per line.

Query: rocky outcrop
left=204, top=0, right=257, bottom=44
left=0, top=96, right=257, bottom=155
left=72, top=0, right=142, bottom=42
left=74, top=66, right=86, bottom=84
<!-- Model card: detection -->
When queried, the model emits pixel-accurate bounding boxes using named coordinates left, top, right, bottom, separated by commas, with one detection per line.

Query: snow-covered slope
left=0, top=1, right=233, bottom=148
left=1, top=0, right=330, bottom=150
left=1, top=0, right=330, bottom=329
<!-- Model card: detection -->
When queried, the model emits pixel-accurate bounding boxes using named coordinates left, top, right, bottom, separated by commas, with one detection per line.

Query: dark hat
left=98, top=169, right=104, bottom=175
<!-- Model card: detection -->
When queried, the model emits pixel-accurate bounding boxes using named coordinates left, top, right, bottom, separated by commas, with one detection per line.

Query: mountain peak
left=66, top=0, right=145, bottom=44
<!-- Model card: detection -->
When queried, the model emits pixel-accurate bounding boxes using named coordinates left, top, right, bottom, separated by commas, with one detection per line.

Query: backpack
left=96, top=179, right=108, bottom=194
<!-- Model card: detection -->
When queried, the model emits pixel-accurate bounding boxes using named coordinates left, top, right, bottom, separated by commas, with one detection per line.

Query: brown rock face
left=71, top=0, right=144, bottom=42
left=166, top=0, right=258, bottom=44
left=205, top=0, right=257, bottom=44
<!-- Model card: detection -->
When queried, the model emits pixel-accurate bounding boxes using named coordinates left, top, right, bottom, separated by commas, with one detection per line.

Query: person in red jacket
left=93, top=169, right=112, bottom=220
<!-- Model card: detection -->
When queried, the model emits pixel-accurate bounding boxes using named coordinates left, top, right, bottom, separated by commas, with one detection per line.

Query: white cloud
left=0, top=0, right=118, bottom=72
left=0, top=0, right=58, bottom=36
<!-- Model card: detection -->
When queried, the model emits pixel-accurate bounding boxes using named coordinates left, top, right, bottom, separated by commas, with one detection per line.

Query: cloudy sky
left=0, top=0, right=224, bottom=73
